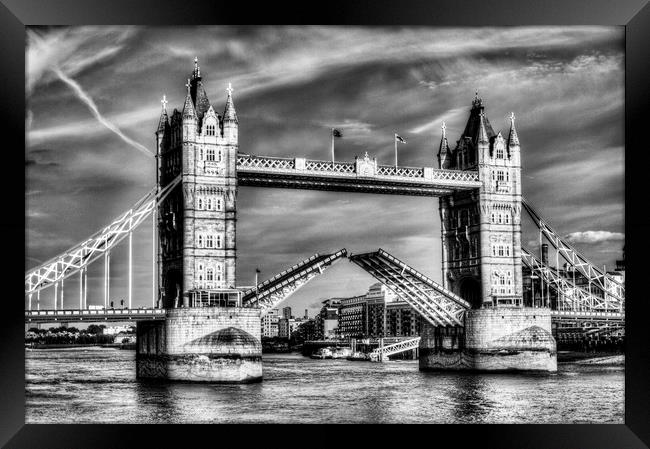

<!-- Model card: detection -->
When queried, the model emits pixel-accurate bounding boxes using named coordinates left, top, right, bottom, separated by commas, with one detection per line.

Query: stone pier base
left=419, top=307, right=557, bottom=372
left=136, top=307, right=263, bottom=383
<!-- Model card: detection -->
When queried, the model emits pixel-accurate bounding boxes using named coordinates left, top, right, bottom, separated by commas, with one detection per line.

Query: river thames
left=25, top=348, right=623, bottom=424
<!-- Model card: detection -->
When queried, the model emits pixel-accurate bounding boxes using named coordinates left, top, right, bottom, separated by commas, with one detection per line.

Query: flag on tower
left=395, top=134, right=407, bottom=144
left=255, top=268, right=261, bottom=274
left=331, top=128, right=342, bottom=162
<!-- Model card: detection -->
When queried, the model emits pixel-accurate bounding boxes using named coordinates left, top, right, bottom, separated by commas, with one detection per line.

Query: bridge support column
left=419, top=307, right=556, bottom=372
left=136, top=307, right=262, bottom=383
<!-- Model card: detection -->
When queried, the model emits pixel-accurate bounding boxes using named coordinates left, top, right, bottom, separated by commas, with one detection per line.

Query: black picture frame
left=3, top=0, right=649, bottom=447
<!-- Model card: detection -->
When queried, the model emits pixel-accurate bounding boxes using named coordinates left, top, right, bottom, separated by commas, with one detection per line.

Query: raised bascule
left=25, top=59, right=625, bottom=382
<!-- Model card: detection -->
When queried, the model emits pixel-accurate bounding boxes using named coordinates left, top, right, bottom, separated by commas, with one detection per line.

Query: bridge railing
left=237, top=154, right=481, bottom=184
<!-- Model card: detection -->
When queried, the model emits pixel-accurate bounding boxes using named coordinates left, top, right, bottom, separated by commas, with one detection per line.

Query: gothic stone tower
left=419, top=94, right=556, bottom=372
left=137, top=59, right=262, bottom=383
left=438, top=93, right=523, bottom=308
left=156, top=58, right=238, bottom=308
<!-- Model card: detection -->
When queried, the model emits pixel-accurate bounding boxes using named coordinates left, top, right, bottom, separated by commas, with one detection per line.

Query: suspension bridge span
left=25, top=59, right=624, bottom=381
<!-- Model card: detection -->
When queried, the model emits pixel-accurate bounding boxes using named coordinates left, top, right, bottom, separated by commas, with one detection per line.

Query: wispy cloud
left=52, top=67, right=154, bottom=158
left=565, top=231, right=625, bottom=244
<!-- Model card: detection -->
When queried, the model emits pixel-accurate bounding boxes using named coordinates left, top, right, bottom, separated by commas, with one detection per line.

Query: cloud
left=565, top=231, right=625, bottom=244
left=51, top=67, right=154, bottom=158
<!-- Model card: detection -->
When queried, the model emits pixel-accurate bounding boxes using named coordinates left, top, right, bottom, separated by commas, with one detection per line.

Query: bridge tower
left=137, top=58, right=262, bottom=383
left=420, top=93, right=556, bottom=372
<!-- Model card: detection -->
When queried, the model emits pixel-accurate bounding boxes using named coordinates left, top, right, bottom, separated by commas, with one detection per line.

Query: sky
left=25, top=26, right=625, bottom=316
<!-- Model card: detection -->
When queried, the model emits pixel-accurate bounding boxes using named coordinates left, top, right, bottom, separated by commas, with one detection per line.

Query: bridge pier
left=419, top=307, right=556, bottom=372
left=136, top=307, right=262, bottom=383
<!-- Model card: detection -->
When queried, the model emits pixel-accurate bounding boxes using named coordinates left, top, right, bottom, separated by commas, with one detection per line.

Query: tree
left=86, top=324, right=104, bottom=335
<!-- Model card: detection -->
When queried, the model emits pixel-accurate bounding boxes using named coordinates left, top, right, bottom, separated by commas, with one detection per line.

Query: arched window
left=497, top=170, right=505, bottom=182
left=216, top=264, right=223, bottom=282
left=198, top=234, right=203, bottom=247
left=216, top=234, right=223, bottom=248
left=496, top=146, right=504, bottom=159
left=206, top=268, right=214, bottom=281
left=206, top=235, right=214, bottom=248
left=218, top=150, right=222, bottom=162
left=207, top=148, right=215, bottom=161
left=207, top=198, right=212, bottom=210
left=216, top=198, right=223, bottom=211
left=199, top=149, right=203, bottom=160
left=198, top=198, right=203, bottom=210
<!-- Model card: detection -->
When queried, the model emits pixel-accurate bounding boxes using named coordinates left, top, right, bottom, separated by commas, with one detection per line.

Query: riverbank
left=557, top=351, right=624, bottom=366
left=27, top=343, right=133, bottom=350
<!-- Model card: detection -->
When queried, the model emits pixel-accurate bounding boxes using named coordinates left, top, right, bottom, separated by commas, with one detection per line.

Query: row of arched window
left=197, top=195, right=223, bottom=211
left=492, top=270, right=513, bottom=295
left=491, top=211, right=511, bottom=225
left=491, top=244, right=512, bottom=257
left=196, top=233, right=223, bottom=249
left=199, top=147, right=223, bottom=162
left=197, top=262, right=224, bottom=287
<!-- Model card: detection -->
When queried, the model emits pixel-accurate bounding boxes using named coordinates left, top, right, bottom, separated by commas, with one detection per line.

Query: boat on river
left=346, top=351, right=370, bottom=361
left=310, top=347, right=333, bottom=359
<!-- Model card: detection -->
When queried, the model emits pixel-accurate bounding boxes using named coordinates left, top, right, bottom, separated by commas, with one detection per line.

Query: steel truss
left=25, top=176, right=182, bottom=296
left=370, top=337, right=421, bottom=361
left=349, top=249, right=470, bottom=327
left=241, top=249, right=348, bottom=311
left=522, top=197, right=624, bottom=310
left=521, top=247, right=622, bottom=314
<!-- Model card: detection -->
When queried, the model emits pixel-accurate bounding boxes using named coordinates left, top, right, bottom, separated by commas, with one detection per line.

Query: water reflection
left=26, top=350, right=624, bottom=424
left=449, top=375, right=494, bottom=423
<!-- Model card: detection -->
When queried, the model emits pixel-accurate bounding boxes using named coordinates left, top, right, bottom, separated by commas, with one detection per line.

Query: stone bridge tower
left=138, top=59, right=262, bottom=383
left=421, top=93, right=556, bottom=372
left=156, top=58, right=238, bottom=308
left=438, top=93, right=523, bottom=309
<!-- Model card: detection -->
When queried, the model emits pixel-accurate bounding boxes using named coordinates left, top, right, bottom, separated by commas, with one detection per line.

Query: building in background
left=282, top=306, right=292, bottom=319
left=315, top=298, right=341, bottom=339
left=337, top=295, right=367, bottom=338
left=261, top=308, right=280, bottom=338
left=293, top=318, right=316, bottom=343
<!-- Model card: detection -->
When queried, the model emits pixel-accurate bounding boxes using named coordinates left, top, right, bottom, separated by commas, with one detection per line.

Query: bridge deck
left=25, top=308, right=166, bottom=323
left=241, top=249, right=347, bottom=309
left=237, top=155, right=481, bottom=196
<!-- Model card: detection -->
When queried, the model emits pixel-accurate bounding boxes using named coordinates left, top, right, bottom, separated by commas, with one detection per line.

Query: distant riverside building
left=338, top=295, right=367, bottom=338
left=282, top=306, right=292, bottom=319
left=294, top=318, right=316, bottom=342
left=315, top=282, right=425, bottom=339
left=316, top=299, right=341, bottom=339
left=261, top=309, right=280, bottom=338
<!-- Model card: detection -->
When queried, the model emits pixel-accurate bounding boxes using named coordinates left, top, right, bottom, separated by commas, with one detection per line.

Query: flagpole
left=331, top=128, right=335, bottom=164
left=394, top=133, right=398, bottom=167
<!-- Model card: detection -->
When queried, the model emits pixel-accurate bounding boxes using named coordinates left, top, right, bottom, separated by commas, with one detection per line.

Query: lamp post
left=530, top=275, right=539, bottom=307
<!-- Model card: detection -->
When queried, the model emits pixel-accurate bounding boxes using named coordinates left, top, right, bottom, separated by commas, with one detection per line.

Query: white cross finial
left=509, top=111, right=515, bottom=123
left=227, top=82, right=233, bottom=96
left=185, top=78, right=191, bottom=92
left=441, top=121, right=446, bottom=132
left=161, top=94, right=168, bottom=110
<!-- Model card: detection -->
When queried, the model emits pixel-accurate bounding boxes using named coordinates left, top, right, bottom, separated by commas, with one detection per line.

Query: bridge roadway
left=25, top=307, right=623, bottom=325
left=25, top=308, right=166, bottom=324
left=236, top=154, right=482, bottom=196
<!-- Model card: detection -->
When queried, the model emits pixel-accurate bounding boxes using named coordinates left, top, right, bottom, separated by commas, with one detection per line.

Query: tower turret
left=437, top=121, right=451, bottom=169
left=223, top=83, right=238, bottom=144
left=189, top=57, right=212, bottom=123
left=182, top=78, right=198, bottom=141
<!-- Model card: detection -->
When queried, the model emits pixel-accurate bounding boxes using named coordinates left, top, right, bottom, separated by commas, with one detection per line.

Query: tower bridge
left=25, top=58, right=624, bottom=382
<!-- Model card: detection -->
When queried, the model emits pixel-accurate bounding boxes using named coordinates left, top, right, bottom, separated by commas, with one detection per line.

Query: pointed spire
left=223, top=82, right=238, bottom=122
left=437, top=121, right=451, bottom=169
left=472, top=90, right=483, bottom=108
left=182, top=78, right=197, bottom=119
left=478, top=111, right=489, bottom=144
left=193, top=56, right=201, bottom=79
left=507, top=111, right=519, bottom=146
left=157, top=94, right=169, bottom=132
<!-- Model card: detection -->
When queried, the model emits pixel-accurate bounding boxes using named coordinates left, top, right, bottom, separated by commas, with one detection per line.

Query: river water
left=25, top=349, right=624, bottom=424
